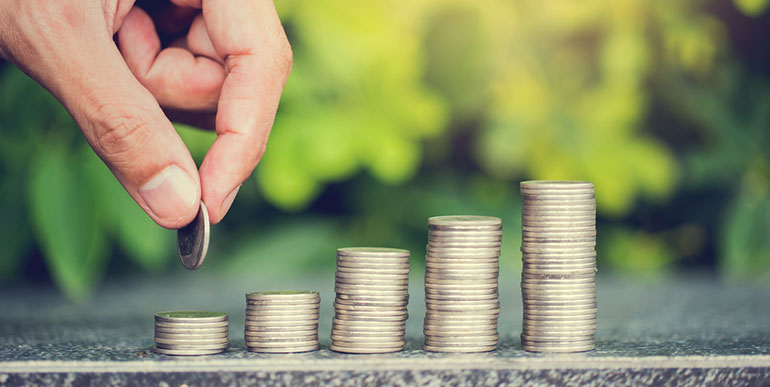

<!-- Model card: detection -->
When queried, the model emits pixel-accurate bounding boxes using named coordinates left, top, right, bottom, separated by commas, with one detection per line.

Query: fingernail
left=139, top=165, right=198, bottom=220
left=219, top=185, right=241, bottom=217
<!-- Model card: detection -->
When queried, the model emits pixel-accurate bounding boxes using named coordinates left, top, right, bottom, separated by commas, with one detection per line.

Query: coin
left=177, top=201, right=210, bottom=270
left=337, top=247, right=410, bottom=257
left=330, top=345, right=403, bottom=354
left=151, top=345, right=225, bottom=356
left=248, top=344, right=320, bottom=353
left=155, top=311, right=227, bottom=323
left=423, top=344, right=496, bottom=353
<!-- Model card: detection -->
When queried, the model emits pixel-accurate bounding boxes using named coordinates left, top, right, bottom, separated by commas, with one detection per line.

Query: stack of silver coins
left=152, top=311, right=229, bottom=356
left=331, top=247, right=410, bottom=354
left=245, top=291, right=320, bottom=353
left=520, top=180, right=597, bottom=353
left=424, top=216, right=502, bottom=353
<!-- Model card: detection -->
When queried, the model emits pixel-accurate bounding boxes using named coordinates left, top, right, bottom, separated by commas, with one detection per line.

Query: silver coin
left=425, top=257, right=500, bottom=265
left=334, top=314, right=407, bottom=322
left=332, top=318, right=406, bottom=328
left=154, top=331, right=229, bottom=340
left=331, top=333, right=407, bottom=343
left=334, top=286, right=409, bottom=295
left=247, top=344, right=320, bottom=353
left=333, top=300, right=408, bottom=309
left=425, top=299, right=499, bottom=308
left=520, top=180, right=593, bottom=189
left=521, top=194, right=595, bottom=201
left=425, top=337, right=499, bottom=346
left=151, top=345, right=224, bottom=356
left=424, top=262, right=500, bottom=271
left=522, top=199, right=596, bottom=206
left=521, top=253, right=597, bottom=261
left=521, top=225, right=596, bottom=236
left=425, top=294, right=498, bottom=302
left=429, top=233, right=502, bottom=241
left=429, top=229, right=503, bottom=237
left=424, top=329, right=498, bottom=337
left=335, top=261, right=410, bottom=271
left=522, top=326, right=596, bottom=334
left=337, top=247, right=410, bottom=257
left=424, top=284, right=499, bottom=293
left=246, top=290, right=319, bottom=300
left=244, top=329, right=317, bottom=337
left=245, top=334, right=318, bottom=343
left=245, top=324, right=319, bottom=332
left=177, top=201, right=210, bottom=270
left=155, top=342, right=229, bottom=350
left=522, top=344, right=595, bottom=353
left=428, top=215, right=502, bottom=227
left=520, top=246, right=595, bottom=254
left=423, top=321, right=498, bottom=330
left=521, top=335, right=595, bottom=345
left=425, top=273, right=498, bottom=281
left=154, top=321, right=228, bottom=330
left=523, top=307, right=598, bottom=316
left=522, top=298, right=596, bottom=307
left=523, top=229, right=596, bottom=237
left=330, top=344, right=403, bottom=354
left=154, top=326, right=228, bottom=334
left=336, top=266, right=410, bottom=275
left=246, top=308, right=320, bottom=316
left=425, top=244, right=500, bottom=258
left=424, top=287, right=498, bottom=295
left=335, top=273, right=409, bottom=283
left=155, top=311, right=227, bottom=324
left=521, top=211, right=595, bottom=219
left=423, top=345, right=496, bottom=353
left=247, top=340, right=320, bottom=349
left=522, top=261, right=596, bottom=269
left=334, top=306, right=408, bottom=315
left=335, top=295, right=409, bottom=304
left=333, top=306, right=407, bottom=314
left=155, top=336, right=229, bottom=345
left=331, top=327, right=404, bottom=336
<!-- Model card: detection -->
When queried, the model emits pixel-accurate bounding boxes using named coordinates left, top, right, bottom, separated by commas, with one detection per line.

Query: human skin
left=0, top=0, right=292, bottom=228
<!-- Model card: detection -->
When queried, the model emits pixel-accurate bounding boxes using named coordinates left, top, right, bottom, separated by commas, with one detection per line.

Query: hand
left=0, top=0, right=292, bottom=228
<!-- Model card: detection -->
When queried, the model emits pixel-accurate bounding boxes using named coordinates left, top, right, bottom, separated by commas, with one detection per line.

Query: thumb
left=58, top=41, right=201, bottom=229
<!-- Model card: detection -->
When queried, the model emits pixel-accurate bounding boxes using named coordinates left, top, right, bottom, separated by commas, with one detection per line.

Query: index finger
left=198, top=0, right=292, bottom=223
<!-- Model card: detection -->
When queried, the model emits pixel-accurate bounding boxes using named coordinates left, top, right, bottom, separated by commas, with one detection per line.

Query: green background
left=0, top=0, right=769, bottom=301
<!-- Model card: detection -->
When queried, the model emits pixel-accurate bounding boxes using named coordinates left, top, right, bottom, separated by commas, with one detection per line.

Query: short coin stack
left=520, top=180, right=597, bottom=353
left=245, top=291, right=320, bottom=353
left=424, top=216, right=502, bottom=353
left=152, top=311, right=229, bottom=356
left=331, top=247, right=410, bottom=354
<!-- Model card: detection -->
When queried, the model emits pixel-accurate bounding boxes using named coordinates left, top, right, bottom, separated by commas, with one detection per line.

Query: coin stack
left=152, top=311, right=229, bottom=356
left=331, top=247, right=410, bottom=354
left=520, top=180, right=597, bottom=353
left=424, top=216, right=502, bottom=353
left=244, top=291, right=320, bottom=353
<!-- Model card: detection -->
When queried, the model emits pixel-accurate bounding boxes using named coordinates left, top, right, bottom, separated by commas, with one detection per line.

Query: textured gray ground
left=1, top=271, right=769, bottom=386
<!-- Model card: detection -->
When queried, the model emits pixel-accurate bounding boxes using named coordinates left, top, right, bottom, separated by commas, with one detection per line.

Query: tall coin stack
left=424, top=216, right=502, bottom=353
left=152, top=311, right=229, bottom=356
left=245, top=291, right=320, bottom=353
left=331, top=247, right=410, bottom=354
left=520, top=180, right=597, bottom=353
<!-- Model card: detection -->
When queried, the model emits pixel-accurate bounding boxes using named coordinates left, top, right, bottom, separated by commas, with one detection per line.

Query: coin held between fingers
left=177, top=201, right=210, bottom=270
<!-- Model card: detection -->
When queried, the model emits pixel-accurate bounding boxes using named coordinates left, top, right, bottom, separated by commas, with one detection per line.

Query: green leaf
left=79, top=148, right=173, bottom=272
left=27, top=144, right=106, bottom=302
left=720, top=191, right=770, bottom=279
left=733, top=0, right=770, bottom=16
left=0, top=174, right=31, bottom=280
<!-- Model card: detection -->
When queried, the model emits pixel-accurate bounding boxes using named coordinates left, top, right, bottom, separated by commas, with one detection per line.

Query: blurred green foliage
left=0, top=0, right=768, bottom=299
